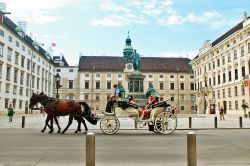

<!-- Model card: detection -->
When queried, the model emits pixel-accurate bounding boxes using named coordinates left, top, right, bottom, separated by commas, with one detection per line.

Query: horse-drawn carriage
left=100, top=100, right=177, bottom=135
left=29, top=92, right=177, bottom=135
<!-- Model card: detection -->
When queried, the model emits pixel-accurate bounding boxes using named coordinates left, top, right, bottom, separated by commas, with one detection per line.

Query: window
left=96, top=81, right=100, bottom=89
left=0, top=43, right=3, bottom=56
left=242, top=66, right=245, bottom=77
left=19, top=87, right=23, bottom=96
left=213, top=76, right=216, bottom=86
left=69, top=69, right=74, bottom=72
left=217, top=90, right=220, bottom=98
left=85, top=81, right=89, bottom=89
left=107, top=73, right=111, bottom=78
left=228, top=71, right=232, bottom=82
left=218, top=75, right=220, bottom=85
left=235, top=69, right=238, bottom=80
left=222, top=89, right=225, bottom=98
left=208, top=63, right=211, bottom=70
left=217, top=59, right=220, bottom=67
left=27, top=60, right=30, bottom=70
left=95, top=94, right=100, bottom=101
left=213, top=61, right=215, bottom=69
left=241, top=46, right=245, bottom=57
left=148, top=82, right=153, bottom=88
left=222, top=56, right=225, bottom=65
left=229, top=101, right=232, bottom=110
left=20, top=72, right=24, bottom=85
left=223, top=73, right=226, bottom=83
left=5, top=99, right=9, bottom=109
left=170, top=83, right=174, bottom=90
left=190, top=83, right=194, bottom=90
left=16, top=41, right=19, bottom=47
left=159, top=74, right=163, bottom=79
left=69, top=81, right=73, bottom=89
left=0, top=29, right=4, bottom=37
left=209, top=78, right=211, bottom=86
left=181, top=106, right=184, bottom=111
left=84, top=94, right=89, bottom=100
left=22, top=46, right=25, bottom=51
left=180, top=83, right=184, bottom=90
left=118, top=74, right=122, bottom=78
left=56, top=69, right=61, bottom=72
left=5, top=83, right=10, bottom=93
left=228, top=87, right=231, bottom=97
left=148, top=75, right=152, bottom=78
left=228, top=53, right=231, bottom=62
left=8, top=36, right=12, bottom=42
left=15, top=52, right=19, bottom=64
left=159, top=82, right=164, bottom=90
left=234, top=50, right=237, bottom=60
left=234, top=86, right=238, bottom=96
left=6, top=66, right=11, bottom=81
left=235, top=100, right=238, bottom=110
left=14, top=69, right=18, bottom=83
left=96, top=74, right=100, bottom=78
left=180, top=75, right=184, bottom=79
left=21, top=56, right=25, bottom=67
left=170, top=75, right=174, bottom=78
left=7, top=48, right=12, bottom=61
left=248, top=43, right=250, bottom=53
left=170, top=96, right=174, bottom=101
left=85, top=73, right=89, bottom=77
left=107, top=81, right=111, bottom=89
left=180, top=95, right=184, bottom=102
left=241, top=85, right=245, bottom=95
left=96, top=105, right=99, bottom=110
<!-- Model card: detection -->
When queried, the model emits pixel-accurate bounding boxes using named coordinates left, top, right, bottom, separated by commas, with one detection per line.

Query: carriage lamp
left=55, top=73, right=62, bottom=99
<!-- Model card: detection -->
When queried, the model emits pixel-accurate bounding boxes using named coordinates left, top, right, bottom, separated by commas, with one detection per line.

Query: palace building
left=190, top=13, right=250, bottom=115
left=0, top=13, right=56, bottom=113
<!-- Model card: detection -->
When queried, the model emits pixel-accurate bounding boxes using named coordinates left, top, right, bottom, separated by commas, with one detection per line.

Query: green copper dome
left=15, top=26, right=24, bottom=33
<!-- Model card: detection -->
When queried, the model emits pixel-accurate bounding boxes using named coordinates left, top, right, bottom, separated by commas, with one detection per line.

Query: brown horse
left=29, top=92, right=97, bottom=134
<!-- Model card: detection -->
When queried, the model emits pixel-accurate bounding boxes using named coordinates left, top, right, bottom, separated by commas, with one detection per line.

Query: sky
left=2, top=0, right=250, bottom=65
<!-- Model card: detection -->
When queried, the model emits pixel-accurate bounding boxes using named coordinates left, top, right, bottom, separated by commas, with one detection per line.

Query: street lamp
left=55, top=73, right=62, bottom=99
left=177, top=67, right=180, bottom=113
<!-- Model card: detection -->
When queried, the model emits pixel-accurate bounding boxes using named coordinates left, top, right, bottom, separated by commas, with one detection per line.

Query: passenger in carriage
left=139, top=95, right=159, bottom=120
left=128, top=96, right=136, bottom=104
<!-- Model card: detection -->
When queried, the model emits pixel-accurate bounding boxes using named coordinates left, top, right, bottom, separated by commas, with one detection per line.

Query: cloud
left=4, top=0, right=81, bottom=24
left=91, top=14, right=148, bottom=27
left=158, top=10, right=229, bottom=29
left=159, top=50, right=198, bottom=59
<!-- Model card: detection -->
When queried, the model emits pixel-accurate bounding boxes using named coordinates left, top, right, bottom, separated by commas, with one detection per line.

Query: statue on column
left=132, top=49, right=141, bottom=71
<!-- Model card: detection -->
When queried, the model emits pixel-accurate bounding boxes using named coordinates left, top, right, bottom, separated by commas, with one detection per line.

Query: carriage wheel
left=154, top=112, right=177, bottom=134
left=100, top=115, right=120, bottom=135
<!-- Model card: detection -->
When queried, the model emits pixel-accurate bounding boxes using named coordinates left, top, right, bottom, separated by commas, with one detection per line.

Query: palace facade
left=190, top=14, right=250, bottom=115
left=0, top=14, right=56, bottom=113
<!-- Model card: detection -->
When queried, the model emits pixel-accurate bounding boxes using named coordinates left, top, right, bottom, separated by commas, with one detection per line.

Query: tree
left=241, top=100, right=249, bottom=118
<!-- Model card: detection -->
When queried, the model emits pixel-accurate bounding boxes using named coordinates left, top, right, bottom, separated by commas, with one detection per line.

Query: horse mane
left=79, top=102, right=91, bottom=115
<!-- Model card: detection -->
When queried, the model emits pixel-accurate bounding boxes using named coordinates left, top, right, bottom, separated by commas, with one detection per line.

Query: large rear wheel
left=154, top=112, right=177, bottom=134
left=100, top=115, right=120, bottom=135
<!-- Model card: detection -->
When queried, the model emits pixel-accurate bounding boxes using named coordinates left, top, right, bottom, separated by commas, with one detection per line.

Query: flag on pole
left=51, top=42, right=56, bottom=47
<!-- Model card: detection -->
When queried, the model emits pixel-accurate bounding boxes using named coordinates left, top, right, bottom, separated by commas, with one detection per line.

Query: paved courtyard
left=1, top=113, right=250, bottom=131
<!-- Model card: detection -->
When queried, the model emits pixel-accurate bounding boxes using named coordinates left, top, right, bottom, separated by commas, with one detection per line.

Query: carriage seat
left=150, top=101, right=170, bottom=109
left=118, top=101, right=139, bottom=110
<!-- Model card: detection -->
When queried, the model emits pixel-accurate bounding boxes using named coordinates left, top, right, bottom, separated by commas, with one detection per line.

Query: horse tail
left=79, top=102, right=97, bottom=125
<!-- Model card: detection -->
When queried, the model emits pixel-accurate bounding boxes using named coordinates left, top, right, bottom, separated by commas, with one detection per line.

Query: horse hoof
left=49, top=131, right=53, bottom=134
left=41, top=130, right=45, bottom=133
left=83, top=131, right=88, bottom=134
left=57, top=130, right=60, bottom=133
left=74, top=130, right=78, bottom=133
left=61, top=131, right=65, bottom=134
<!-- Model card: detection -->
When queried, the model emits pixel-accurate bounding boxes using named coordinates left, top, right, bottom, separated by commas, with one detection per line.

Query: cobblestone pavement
left=1, top=113, right=250, bottom=131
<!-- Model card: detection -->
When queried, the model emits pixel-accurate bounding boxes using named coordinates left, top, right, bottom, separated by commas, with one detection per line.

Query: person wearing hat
left=106, top=83, right=120, bottom=113
left=7, top=104, right=15, bottom=122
